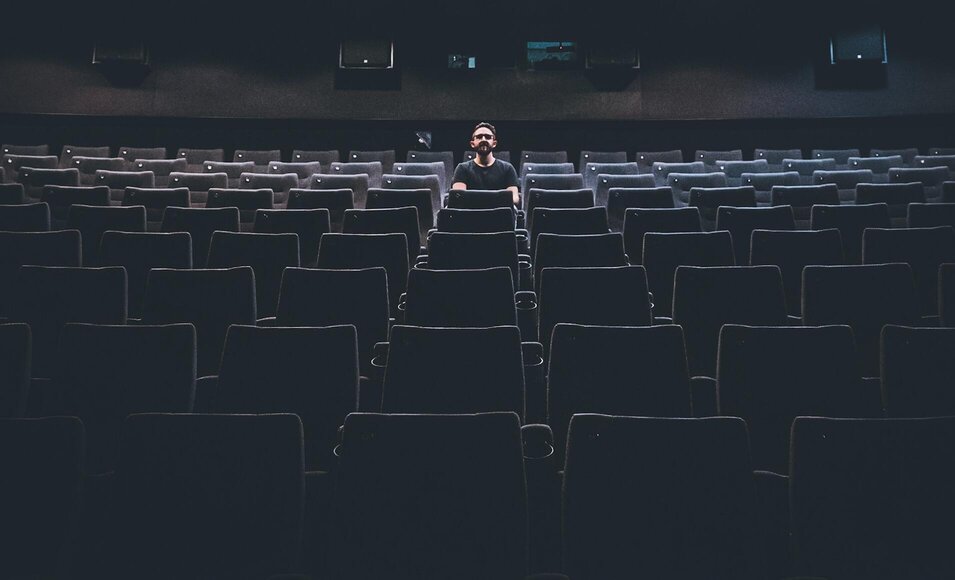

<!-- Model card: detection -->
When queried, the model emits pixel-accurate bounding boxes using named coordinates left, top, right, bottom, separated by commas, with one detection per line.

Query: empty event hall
left=2, top=2, right=955, bottom=579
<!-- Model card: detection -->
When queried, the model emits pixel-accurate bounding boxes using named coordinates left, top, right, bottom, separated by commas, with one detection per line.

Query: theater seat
left=881, top=325, right=955, bottom=417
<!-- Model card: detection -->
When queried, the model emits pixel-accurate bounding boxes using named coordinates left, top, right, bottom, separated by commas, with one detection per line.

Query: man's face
left=470, top=128, right=496, bottom=156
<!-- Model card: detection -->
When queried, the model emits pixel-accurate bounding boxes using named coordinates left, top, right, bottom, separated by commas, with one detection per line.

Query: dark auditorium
left=3, top=2, right=955, bottom=578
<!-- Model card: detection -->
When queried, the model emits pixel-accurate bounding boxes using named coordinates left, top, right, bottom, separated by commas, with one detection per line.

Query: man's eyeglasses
left=472, top=133, right=495, bottom=141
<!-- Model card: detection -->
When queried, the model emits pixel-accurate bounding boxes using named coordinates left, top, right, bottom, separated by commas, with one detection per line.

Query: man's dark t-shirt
left=452, top=159, right=520, bottom=190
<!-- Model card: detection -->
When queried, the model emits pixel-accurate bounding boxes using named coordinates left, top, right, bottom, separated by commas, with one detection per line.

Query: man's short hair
left=472, top=122, right=496, bottom=138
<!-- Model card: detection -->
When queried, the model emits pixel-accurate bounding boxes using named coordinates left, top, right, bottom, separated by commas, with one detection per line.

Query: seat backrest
left=206, top=231, right=300, bottom=318
left=307, top=173, right=370, bottom=209
left=168, top=171, right=228, bottom=205
left=772, top=183, right=840, bottom=227
left=3, top=143, right=50, bottom=156
left=802, top=263, right=919, bottom=376
left=672, top=265, right=787, bottom=377
left=635, top=149, right=683, bottom=173
left=217, top=324, right=358, bottom=470
left=715, top=205, right=795, bottom=266
left=889, top=166, right=949, bottom=202
left=595, top=173, right=656, bottom=209
left=810, top=148, right=861, bottom=166
left=131, top=158, right=186, bottom=187
left=0, top=230, right=81, bottom=318
left=525, top=188, right=594, bottom=231
left=521, top=173, right=585, bottom=195
left=871, top=147, right=918, bottom=165
left=668, top=172, right=729, bottom=206
left=531, top=207, right=608, bottom=252
left=0, top=324, right=31, bottom=418
left=943, top=263, right=955, bottom=327
left=66, top=204, right=147, bottom=266
left=405, top=150, right=454, bottom=185
left=813, top=169, right=875, bottom=203
left=3, top=154, right=58, bottom=184
left=652, top=161, right=705, bottom=187
left=790, top=416, right=955, bottom=580
left=253, top=208, right=330, bottom=267
left=41, top=185, right=111, bottom=227
left=695, top=149, right=744, bottom=171
left=547, top=324, right=691, bottom=464
left=59, top=145, right=110, bottom=168
left=607, top=186, right=675, bottom=232
left=316, top=233, right=409, bottom=317
left=392, top=161, right=448, bottom=194
left=176, top=147, right=225, bottom=172
left=206, top=188, right=276, bottom=227
left=239, top=172, right=299, bottom=205
left=862, top=226, right=955, bottom=316
left=622, top=206, right=702, bottom=263
left=19, top=167, right=81, bottom=205
left=56, top=323, right=196, bottom=473
left=688, top=185, right=756, bottom=229
left=286, top=188, right=354, bottom=231
left=348, top=149, right=396, bottom=173
left=203, top=161, right=255, bottom=188
left=118, top=146, right=166, bottom=167
left=436, top=207, right=516, bottom=233
left=71, top=157, right=126, bottom=186
left=856, top=182, right=925, bottom=226
left=369, top=183, right=435, bottom=236
left=9, top=266, right=128, bottom=378
left=563, top=414, right=760, bottom=580
left=534, top=233, right=629, bottom=291
left=427, top=231, right=520, bottom=288
left=718, top=159, right=770, bottom=186
left=330, top=161, right=383, bottom=188
left=642, top=231, right=735, bottom=317
left=907, top=203, right=955, bottom=230
left=381, top=325, right=526, bottom=417
left=519, top=150, right=568, bottom=170
left=123, top=186, right=191, bottom=225
left=750, top=228, right=844, bottom=316
left=115, top=413, right=304, bottom=578
left=716, top=324, right=867, bottom=474
left=848, top=155, right=903, bottom=182
left=912, top=154, right=955, bottom=176
left=743, top=171, right=800, bottom=204
left=520, top=162, right=575, bottom=180
left=343, top=206, right=420, bottom=262
left=881, top=325, right=955, bottom=418
left=0, top=200, right=49, bottom=231
left=404, top=267, right=517, bottom=328
left=783, top=158, right=837, bottom=184
left=160, top=206, right=240, bottom=268
left=0, top=416, right=85, bottom=577
left=291, top=149, right=340, bottom=166
left=446, top=188, right=514, bottom=209
left=332, top=412, right=527, bottom=580
left=267, top=161, right=323, bottom=184
left=809, top=203, right=891, bottom=264
left=232, top=149, right=281, bottom=167
left=754, top=148, right=803, bottom=171
left=579, top=151, right=628, bottom=170
left=100, top=231, right=192, bottom=319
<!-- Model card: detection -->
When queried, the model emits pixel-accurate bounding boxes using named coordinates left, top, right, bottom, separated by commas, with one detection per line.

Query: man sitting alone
left=451, top=122, right=520, bottom=205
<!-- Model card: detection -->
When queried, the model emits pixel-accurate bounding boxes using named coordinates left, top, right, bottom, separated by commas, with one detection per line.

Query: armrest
left=522, top=342, right=544, bottom=366
left=522, top=342, right=546, bottom=424
left=860, top=376, right=886, bottom=417
left=787, top=315, right=802, bottom=325
left=257, top=316, right=277, bottom=327
left=516, top=291, right=539, bottom=342
left=653, top=316, right=673, bottom=325
left=690, top=376, right=718, bottom=417
left=515, top=290, right=537, bottom=308
left=126, top=317, right=143, bottom=325
left=371, top=342, right=389, bottom=369
left=754, top=470, right=791, bottom=580
left=194, top=375, right=218, bottom=413
left=521, top=423, right=555, bottom=460
left=920, top=314, right=941, bottom=327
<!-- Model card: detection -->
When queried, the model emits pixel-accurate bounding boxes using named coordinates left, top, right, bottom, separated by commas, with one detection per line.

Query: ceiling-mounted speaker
left=829, top=25, right=886, bottom=65
left=339, top=40, right=394, bottom=70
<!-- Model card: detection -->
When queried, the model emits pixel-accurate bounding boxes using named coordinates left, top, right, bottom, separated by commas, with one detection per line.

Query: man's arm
left=507, top=186, right=520, bottom=206
left=452, top=182, right=467, bottom=190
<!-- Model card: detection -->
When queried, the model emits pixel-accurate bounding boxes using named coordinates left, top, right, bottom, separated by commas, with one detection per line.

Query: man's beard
left=475, top=142, right=492, bottom=157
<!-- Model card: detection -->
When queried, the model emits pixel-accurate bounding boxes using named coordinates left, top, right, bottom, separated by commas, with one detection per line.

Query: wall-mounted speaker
left=339, top=40, right=394, bottom=70
left=93, top=42, right=149, bottom=66
left=829, top=25, right=886, bottom=65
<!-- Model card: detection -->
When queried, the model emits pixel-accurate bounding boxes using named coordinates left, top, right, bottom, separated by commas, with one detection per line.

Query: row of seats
left=4, top=410, right=954, bottom=579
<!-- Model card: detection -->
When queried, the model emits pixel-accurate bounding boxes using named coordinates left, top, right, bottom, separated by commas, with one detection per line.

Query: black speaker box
left=586, top=45, right=639, bottom=69
left=830, top=25, right=886, bottom=64
left=339, top=40, right=394, bottom=69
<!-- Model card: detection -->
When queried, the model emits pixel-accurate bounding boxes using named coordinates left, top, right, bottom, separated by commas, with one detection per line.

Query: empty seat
left=0, top=201, right=49, bottom=231
left=9, top=266, right=127, bottom=378
left=392, top=161, right=448, bottom=195
left=672, top=266, right=787, bottom=377
left=42, top=185, right=111, bottom=228
left=810, top=148, right=860, bottom=168
left=716, top=205, right=795, bottom=266
left=331, top=412, right=526, bottom=579
left=232, top=149, right=281, bottom=171
left=534, top=233, right=628, bottom=292
left=0, top=416, right=84, bottom=578
left=594, top=173, right=655, bottom=210
left=547, top=324, right=691, bottom=463
left=55, top=323, right=195, bottom=473
left=946, top=182, right=955, bottom=203
left=881, top=325, right=955, bottom=417
left=18, top=167, right=80, bottom=203
left=2, top=153, right=58, bottom=183
left=719, top=159, right=770, bottom=187
left=66, top=204, right=147, bottom=265
left=754, top=148, right=803, bottom=172
left=291, top=149, right=340, bottom=166
left=343, top=206, right=420, bottom=263
left=848, top=155, right=903, bottom=183
left=71, top=157, right=126, bottom=186
left=405, top=150, right=454, bottom=185
left=908, top=202, right=955, bottom=229
left=380, top=325, right=526, bottom=417
left=943, top=263, right=955, bottom=327
left=202, top=161, right=255, bottom=188
left=863, top=226, right=955, bottom=316
left=276, top=267, right=389, bottom=380
left=856, top=182, right=925, bottom=226
left=59, top=145, right=110, bottom=168
left=176, top=147, right=225, bottom=173
left=913, top=154, right=955, bottom=179
left=316, top=233, right=409, bottom=317
left=118, top=146, right=166, bottom=169
left=286, top=188, right=353, bottom=232
left=790, top=416, right=955, bottom=580
left=813, top=169, right=875, bottom=203
left=100, top=231, right=192, bottom=319
left=889, top=166, right=949, bottom=202
left=267, top=161, right=323, bottom=185
left=239, top=172, right=299, bottom=206
left=743, top=171, right=800, bottom=205
left=206, top=187, right=273, bottom=230
left=216, top=324, right=358, bottom=470
left=0, top=324, right=31, bottom=417
left=871, top=147, right=918, bottom=165
left=253, top=208, right=329, bottom=267
left=167, top=171, right=228, bottom=205
left=0, top=230, right=81, bottom=319
left=522, top=173, right=585, bottom=196
left=330, top=161, right=383, bottom=188
left=652, top=161, right=704, bottom=187
left=929, top=147, right=955, bottom=156
left=635, top=149, right=683, bottom=173
left=784, top=158, right=837, bottom=185
left=348, top=149, right=396, bottom=173
left=520, top=162, right=575, bottom=180
left=207, top=231, right=300, bottom=318
left=717, top=324, right=867, bottom=474
left=688, top=185, right=756, bottom=230
left=642, top=231, right=735, bottom=318
left=0, top=183, right=23, bottom=204
left=525, top=188, right=593, bottom=232
left=123, top=186, right=191, bottom=230
left=142, top=267, right=256, bottom=376
left=160, top=206, right=240, bottom=268
left=446, top=188, right=514, bottom=210
left=607, top=186, right=674, bottom=232
left=773, top=183, right=840, bottom=228
left=436, top=207, right=516, bottom=233
left=538, top=266, right=652, bottom=363
left=307, top=172, right=369, bottom=209
left=695, top=149, right=743, bottom=172
left=114, top=413, right=303, bottom=578
left=381, top=173, right=441, bottom=225
left=802, top=263, right=919, bottom=376
left=668, top=173, right=728, bottom=207
left=810, top=203, right=891, bottom=264
left=520, top=150, right=568, bottom=170
left=2, top=143, right=50, bottom=156
left=131, top=158, right=187, bottom=187
left=426, top=231, right=525, bottom=291
left=562, top=414, right=761, bottom=580
left=403, top=267, right=517, bottom=329
left=750, top=228, right=844, bottom=316
left=579, top=150, right=627, bottom=169
left=622, top=207, right=702, bottom=263
left=532, top=207, right=608, bottom=253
